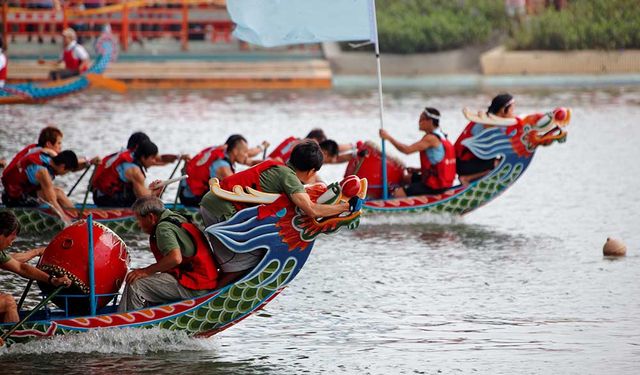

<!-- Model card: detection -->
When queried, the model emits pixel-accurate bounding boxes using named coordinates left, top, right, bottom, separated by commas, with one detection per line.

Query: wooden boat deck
left=7, top=59, right=333, bottom=89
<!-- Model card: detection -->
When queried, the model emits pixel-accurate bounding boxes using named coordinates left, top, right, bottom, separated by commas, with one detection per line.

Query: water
left=1, top=87, right=639, bottom=374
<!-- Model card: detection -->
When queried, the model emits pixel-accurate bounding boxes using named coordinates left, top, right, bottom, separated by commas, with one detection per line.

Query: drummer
left=0, top=211, right=71, bottom=326
left=379, top=107, right=456, bottom=197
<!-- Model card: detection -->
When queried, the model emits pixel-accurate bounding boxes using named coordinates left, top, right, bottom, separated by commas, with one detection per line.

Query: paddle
left=85, top=73, right=127, bottom=94
left=37, top=197, right=71, bottom=228
left=158, top=159, right=183, bottom=199
left=16, top=280, right=34, bottom=312
left=67, top=165, right=92, bottom=196
left=0, top=285, right=65, bottom=343
left=79, top=166, right=99, bottom=218
left=154, top=175, right=188, bottom=197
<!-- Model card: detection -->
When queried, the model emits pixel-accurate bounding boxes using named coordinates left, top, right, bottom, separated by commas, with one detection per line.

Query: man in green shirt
left=200, top=140, right=356, bottom=286
left=0, top=211, right=71, bottom=325
left=118, top=196, right=218, bottom=312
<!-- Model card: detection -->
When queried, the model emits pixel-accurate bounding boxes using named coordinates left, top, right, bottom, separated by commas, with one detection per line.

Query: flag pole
left=369, top=0, right=388, bottom=199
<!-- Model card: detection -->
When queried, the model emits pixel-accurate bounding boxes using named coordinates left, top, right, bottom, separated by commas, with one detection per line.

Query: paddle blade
left=85, top=73, right=127, bottom=94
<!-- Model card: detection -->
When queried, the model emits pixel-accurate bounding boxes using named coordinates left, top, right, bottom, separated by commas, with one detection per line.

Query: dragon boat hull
left=351, top=107, right=571, bottom=215
left=0, top=204, right=201, bottom=236
left=0, top=31, right=116, bottom=105
left=0, top=178, right=367, bottom=346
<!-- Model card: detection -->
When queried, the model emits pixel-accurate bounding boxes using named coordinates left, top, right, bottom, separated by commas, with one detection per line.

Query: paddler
left=200, top=140, right=361, bottom=286
left=178, top=134, right=251, bottom=206
left=0, top=211, right=72, bottom=326
left=91, top=140, right=164, bottom=207
left=379, top=107, right=456, bottom=197
left=48, top=28, right=90, bottom=81
left=117, top=196, right=218, bottom=312
left=1, top=149, right=79, bottom=224
left=454, top=93, right=519, bottom=185
left=2, top=126, right=99, bottom=180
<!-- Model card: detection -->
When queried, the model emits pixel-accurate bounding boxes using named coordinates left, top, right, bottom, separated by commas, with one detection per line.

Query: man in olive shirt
left=118, top=197, right=217, bottom=312
left=200, top=140, right=355, bottom=286
left=0, top=211, right=71, bottom=325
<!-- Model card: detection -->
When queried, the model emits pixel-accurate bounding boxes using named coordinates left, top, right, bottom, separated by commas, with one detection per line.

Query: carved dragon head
left=207, top=176, right=368, bottom=256
left=461, top=107, right=571, bottom=160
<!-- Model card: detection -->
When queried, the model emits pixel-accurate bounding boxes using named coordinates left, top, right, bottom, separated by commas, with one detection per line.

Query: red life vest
left=267, top=136, right=299, bottom=162
left=2, top=144, right=39, bottom=181
left=149, top=216, right=218, bottom=290
left=185, top=146, right=230, bottom=197
left=63, top=44, right=86, bottom=73
left=220, top=159, right=284, bottom=211
left=1, top=150, right=53, bottom=199
left=420, top=132, right=456, bottom=190
left=454, top=122, right=478, bottom=162
left=0, top=55, right=7, bottom=81
left=91, top=149, right=139, bottom=196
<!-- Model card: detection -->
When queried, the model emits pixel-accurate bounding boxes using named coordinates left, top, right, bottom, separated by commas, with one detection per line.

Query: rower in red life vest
left=118, top=196, right=218, bottom=312
left=0, top=39, right=7, bottom=88
left=48, top=28, right=90, bottom=81
left=379, top=107, right=456, bottom=197
left=200, top=140, right=360, bottom=287
left=268, top=128, right=356, bottom=163
left=91, top=140, right=163, bottom=207
left=179, top=134, right=251, bottom=206
left=454, top=93, right=520, bottom=185
left=1, top=149, right=79, bottom=224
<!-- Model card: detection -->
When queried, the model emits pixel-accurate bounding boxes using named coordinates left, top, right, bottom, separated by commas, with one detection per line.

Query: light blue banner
left=227, top=0, right=377, bottom=47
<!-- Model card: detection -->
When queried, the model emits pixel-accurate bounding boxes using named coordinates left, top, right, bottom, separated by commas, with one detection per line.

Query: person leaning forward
left=0, top=211, right=71, bottom=326
left=117, top=197, right=218, bottom=312
left=200, top=139, right=358, bottom=287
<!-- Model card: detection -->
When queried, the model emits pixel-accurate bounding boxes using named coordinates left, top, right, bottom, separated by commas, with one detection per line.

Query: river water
left=1, top=87, right=639, bottom=374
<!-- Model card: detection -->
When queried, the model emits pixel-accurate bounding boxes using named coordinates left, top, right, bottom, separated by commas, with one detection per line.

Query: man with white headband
left=454, top=93, right=517, bottom=184
left=379, top=107, right=456, bottom=197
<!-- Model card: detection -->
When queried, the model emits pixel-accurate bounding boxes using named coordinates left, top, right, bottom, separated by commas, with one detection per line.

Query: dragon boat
left=346, top=107, right=571, bottom=215
left=3, top=203, right=200, bottom=236
left=0, top=176, right=367, bottom=346
left=0, top=31, right=118, bottom=105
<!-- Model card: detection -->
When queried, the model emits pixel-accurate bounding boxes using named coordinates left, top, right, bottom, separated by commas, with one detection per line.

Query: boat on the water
left=0, top=177, right=367, bottom=346
left=346, top=107, right=571, bottom=215
left=0, top=31, right=118, bottom=105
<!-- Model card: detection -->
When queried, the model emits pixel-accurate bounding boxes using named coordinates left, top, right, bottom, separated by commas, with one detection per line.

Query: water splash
left=0, top=327, right=216, bottom=356
left=361, top=211, right=460, bottom=226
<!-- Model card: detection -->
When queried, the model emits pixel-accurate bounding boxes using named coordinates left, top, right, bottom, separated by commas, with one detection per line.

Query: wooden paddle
left=67, top=165, right=93, bottom=196
left=0, top=286, right=65, bottom=344
left=85, top=73, right=127, bottom=94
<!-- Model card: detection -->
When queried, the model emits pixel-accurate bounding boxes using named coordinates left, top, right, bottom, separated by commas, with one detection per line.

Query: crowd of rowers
left=0, top=93, right=519, bottom=220
left=0, top=93, right=518, bottom=327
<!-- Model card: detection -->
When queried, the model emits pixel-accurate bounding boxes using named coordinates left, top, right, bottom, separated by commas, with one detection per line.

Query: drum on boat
left=37, top=221, right=129, bottom=315
left=344, top=141, right=405, bottom=199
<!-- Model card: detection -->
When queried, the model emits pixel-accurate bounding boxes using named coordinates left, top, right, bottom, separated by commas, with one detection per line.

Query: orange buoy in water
left=37, top=220, right=129, bottom=314
left=603, top=237, right=627, bottom=257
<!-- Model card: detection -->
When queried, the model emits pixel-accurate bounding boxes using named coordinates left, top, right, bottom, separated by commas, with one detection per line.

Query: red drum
left=344, top=141, right=405, bottom=199
left=38, top=221, right=129, bottom=314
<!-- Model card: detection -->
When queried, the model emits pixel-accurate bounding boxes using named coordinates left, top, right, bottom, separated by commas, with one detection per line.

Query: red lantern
left=38, top=221, right=129, bottom=315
